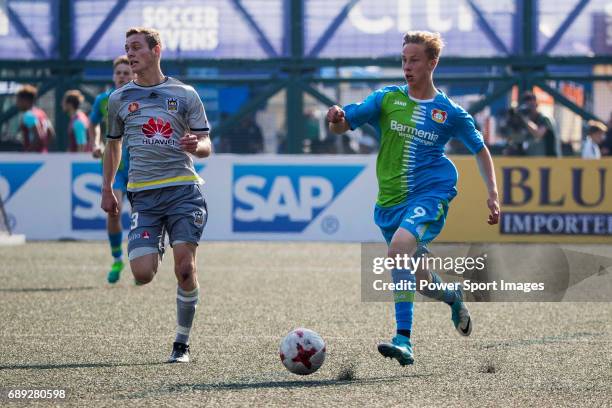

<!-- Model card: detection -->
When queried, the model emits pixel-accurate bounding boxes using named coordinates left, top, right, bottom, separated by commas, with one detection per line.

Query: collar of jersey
left=132, top=76, right=170, bottom=88
left=403, top=85, right=441, bottom=103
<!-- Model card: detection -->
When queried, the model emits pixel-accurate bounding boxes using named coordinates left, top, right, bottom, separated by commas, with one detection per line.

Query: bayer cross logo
left=321, top=215, right=339, bottom=235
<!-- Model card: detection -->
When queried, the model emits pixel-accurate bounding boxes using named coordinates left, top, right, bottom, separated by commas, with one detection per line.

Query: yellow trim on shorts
left=127, top=175, right=200, bottom=190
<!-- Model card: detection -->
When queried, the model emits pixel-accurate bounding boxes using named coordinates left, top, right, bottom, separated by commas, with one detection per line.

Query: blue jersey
left=344, top=85, right=484, bottom=207
left=90, top=88, right=129, bottom=171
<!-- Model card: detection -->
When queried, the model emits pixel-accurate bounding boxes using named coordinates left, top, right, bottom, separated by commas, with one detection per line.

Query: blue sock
left=108, top=231, right=123, bottom=261
left=392, top=268, right=416, bottom=334
left=419, top=271, right=457, bottom=305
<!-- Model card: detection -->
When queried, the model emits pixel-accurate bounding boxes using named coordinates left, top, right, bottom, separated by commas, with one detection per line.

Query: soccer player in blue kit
left=327, top=31, right=500, bottom=365
left=88, top=55, right=134, bottom=283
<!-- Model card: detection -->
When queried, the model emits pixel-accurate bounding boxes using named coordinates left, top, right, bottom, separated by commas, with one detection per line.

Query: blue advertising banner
left=1, top=1, right=609, bottom=60
left=72, top=0, right=283, bottom=59
left=305, top=0, right=515, bottom=57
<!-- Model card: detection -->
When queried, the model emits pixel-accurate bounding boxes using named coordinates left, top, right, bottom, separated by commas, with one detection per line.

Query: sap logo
left=71, top=163, right=205, bottom=230
left=72, top=163, right=128, bottom=230
left=0, top=162, right=43, bottom=203
left=393, top=100, right=407, bottom=107
left=232, top=165, right=365, bottom=232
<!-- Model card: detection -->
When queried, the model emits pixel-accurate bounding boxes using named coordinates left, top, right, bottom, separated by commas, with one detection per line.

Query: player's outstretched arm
left=327, top=105, right=350, bottom=134
left=101, top=139, right=122, bottom=215
left=180, top=131, right=211, bottom=158
left=475, top=146, right=500, bottom=225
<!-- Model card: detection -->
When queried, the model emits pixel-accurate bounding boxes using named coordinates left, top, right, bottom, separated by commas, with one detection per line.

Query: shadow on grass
left=479, top=332, right=605, bottom=350
left=116, top=373, right=433, bottom=399
left=0, top=286, right=97, bottom=293
left=169, top=374, right=432, bottom=391
left=0, top=361, right=166, bottom=371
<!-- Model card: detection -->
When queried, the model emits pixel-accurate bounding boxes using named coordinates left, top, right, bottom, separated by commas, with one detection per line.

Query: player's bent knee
left=129, top=250, right=158, bottom=284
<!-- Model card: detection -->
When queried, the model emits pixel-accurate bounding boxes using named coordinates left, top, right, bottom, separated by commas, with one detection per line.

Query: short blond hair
left=402, top=31, right=444, bottom=60
left=113, top=55, right=129, bottom=69
left=126, top=27, right=161, bottom=49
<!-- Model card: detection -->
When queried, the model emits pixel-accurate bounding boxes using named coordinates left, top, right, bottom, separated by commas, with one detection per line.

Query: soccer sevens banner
left=0, top=153, right=610, bottom=243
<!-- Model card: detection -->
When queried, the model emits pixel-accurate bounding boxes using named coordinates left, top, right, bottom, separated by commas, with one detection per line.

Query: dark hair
left=63, top=89, right=84, bottom=110
left=520, top=91, right=536, bottom=103
left=587, top=120, right=607, bottom=135
left=16, top=84, right=38, bottom=103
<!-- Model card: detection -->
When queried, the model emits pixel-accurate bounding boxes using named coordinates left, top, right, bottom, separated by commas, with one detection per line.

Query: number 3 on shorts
left=130, top=212, right=139, bottom=230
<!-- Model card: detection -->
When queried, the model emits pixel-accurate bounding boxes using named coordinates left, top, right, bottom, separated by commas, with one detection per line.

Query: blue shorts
left=374, top=196, right=450, bottom=246
left=112, top=166, right=129, bottom=192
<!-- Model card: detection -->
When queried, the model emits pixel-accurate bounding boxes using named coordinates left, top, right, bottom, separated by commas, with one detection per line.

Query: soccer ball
left=279, top=328, right=326, bottom=375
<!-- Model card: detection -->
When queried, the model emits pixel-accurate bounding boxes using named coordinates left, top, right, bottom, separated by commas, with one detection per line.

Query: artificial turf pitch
left=0, top=242, right=610, bottom=407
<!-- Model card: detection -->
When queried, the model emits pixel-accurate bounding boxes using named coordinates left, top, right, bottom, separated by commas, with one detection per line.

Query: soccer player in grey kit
left=102, top=27, right=211, bottom=363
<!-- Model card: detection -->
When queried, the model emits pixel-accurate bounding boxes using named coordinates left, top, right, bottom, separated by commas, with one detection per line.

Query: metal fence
left=0, top=0, right=610, bottom=153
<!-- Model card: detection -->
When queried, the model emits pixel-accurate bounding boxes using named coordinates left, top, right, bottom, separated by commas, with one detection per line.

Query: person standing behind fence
left=599, top=112, right=612, bottom=156
left=516, top=91, right=560, bottom=157
left=15, top=85, right=54, bottom=152
left=63, top=90, right=91, bottom=152
left=582, top=120, right=607, bottom=159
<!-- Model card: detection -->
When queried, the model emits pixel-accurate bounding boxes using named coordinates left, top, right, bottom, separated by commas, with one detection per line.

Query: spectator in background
left=518, top=91, right=560, bottom=157
left=223, top=115, right=263, bottom=154
left=302, top=109, right=320, bottom=153
left=600, top=112, right=612, bottom=156
left=15, top=84, right=54, bottom=152
left=62, top=90, right=90, bottom=152
left=499, top=91, right=560, bottom=157
left=582, top=120, right=607, bottom=159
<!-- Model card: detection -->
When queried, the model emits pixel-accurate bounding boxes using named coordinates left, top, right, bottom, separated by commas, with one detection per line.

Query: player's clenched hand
left=487, top=194, right=500, bottom=225
left=101, top=188, right=119, bottom=216
left=180, top=133, right=199, bottom=153
left=326, top=105, right=345, bottom=123
left=92, top=144, right=103, bottom=159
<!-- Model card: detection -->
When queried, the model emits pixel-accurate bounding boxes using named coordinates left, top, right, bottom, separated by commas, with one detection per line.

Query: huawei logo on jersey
left=141, top=117, right=177, bottom=146
left=142, top=117, right=172, bottom=139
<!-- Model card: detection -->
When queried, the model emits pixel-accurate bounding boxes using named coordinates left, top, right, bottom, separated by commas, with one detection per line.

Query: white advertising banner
left=0, top=153, right=381, bottom=241
left=3, top=154, right=609, bottom=243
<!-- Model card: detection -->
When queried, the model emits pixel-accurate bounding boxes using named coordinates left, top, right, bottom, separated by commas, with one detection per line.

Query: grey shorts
left=127, top=184, right=207, bottom=260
